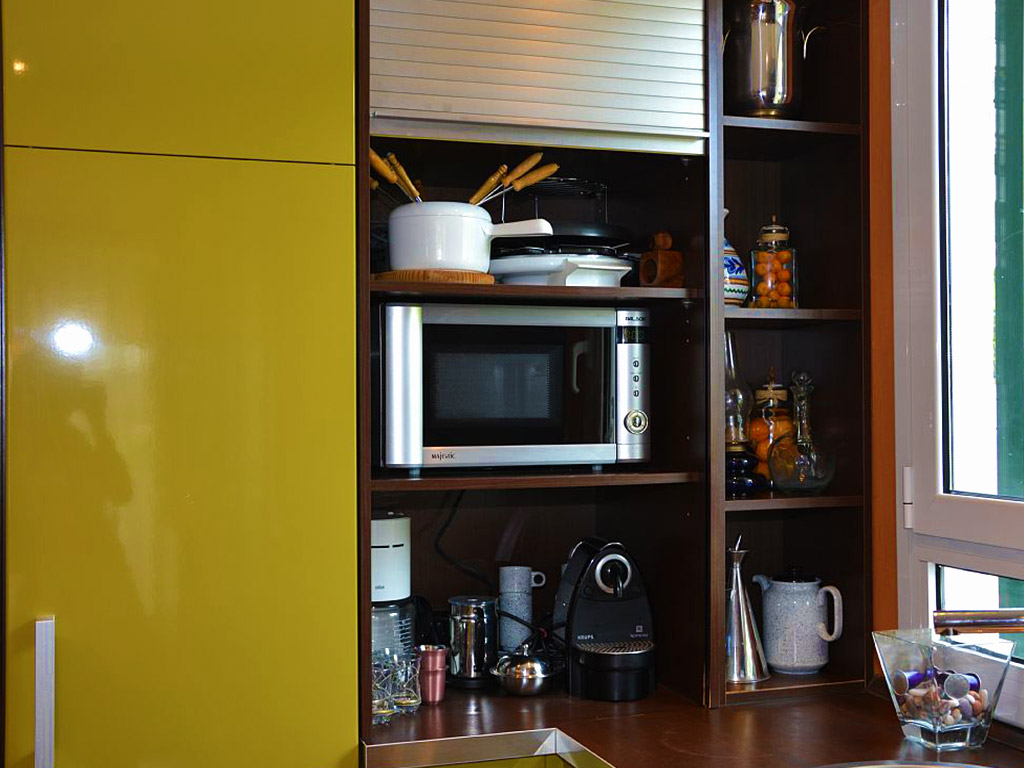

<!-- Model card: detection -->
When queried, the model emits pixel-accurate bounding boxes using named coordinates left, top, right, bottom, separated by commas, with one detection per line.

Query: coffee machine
left=553, top=538, right=655, bottom=701
left=370, top=511, right=415, bottom=655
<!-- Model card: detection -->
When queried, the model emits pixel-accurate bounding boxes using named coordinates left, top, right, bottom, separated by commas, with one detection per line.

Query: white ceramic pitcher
left=752, top=571, right=843, bottom=674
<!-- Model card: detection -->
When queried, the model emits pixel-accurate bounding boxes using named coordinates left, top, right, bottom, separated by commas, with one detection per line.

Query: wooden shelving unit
left=357, top=137, right=712, bottom=734
left=725, top=669, right=866, bottom=703
left=722, top=115, right=860, bottom=135
left=724, top=493, right=864, bottom=512
left=369, top=281, right=703, bottom=302
left=724, top=307, right=861, bottom=324
left=371, top=470, right=702, bottom=493
left=355, top=0, right=871, bottom=736
left=709, top=0, right=870, bottom=708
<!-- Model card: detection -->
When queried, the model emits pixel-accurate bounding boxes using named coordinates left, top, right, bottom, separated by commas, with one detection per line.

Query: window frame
left=892, top=0, right=1024, bottom=728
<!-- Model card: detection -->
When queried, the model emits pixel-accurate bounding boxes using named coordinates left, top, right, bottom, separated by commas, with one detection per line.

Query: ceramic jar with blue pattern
left=722, top=209, right=749, bottom=305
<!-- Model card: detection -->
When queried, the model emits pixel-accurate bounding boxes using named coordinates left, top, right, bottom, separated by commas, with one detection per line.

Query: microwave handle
left=571, top=341, right=587, bottom=394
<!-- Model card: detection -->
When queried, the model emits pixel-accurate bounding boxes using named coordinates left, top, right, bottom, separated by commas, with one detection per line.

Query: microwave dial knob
left=625, top=409, right=648, bottom=434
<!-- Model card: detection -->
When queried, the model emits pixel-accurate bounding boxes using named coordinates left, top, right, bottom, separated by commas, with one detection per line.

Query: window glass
left=937, top=565, right=1024, bottom=661
left=943, top=0, right=1024, bottom=498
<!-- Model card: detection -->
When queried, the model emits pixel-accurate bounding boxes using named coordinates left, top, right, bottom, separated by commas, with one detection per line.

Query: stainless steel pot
left=724, top=1, right=823, bottom=118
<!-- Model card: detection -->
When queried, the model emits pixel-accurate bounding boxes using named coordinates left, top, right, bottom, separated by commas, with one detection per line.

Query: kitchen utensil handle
left=504, top=152, right=543, bottom=187
left=817, top=586, right=843, bottom=642
left=488, top=219, right=554, bottom=239
left=36, top=617, right=55, bottom=768
left=469, top=164, right=508, bottom=205
left=387, top=153, right=422, bottom=201
left=369, top=148, right=398, bottom=184
left=512, top=163, right=559, bottom=192
left=752, top=574, right=771, bottom=593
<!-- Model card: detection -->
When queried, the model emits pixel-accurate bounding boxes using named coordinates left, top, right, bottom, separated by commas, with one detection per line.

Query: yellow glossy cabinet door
left=4, top=147, right=358, bottom=768
left=2, top=0, right=354, bottom=164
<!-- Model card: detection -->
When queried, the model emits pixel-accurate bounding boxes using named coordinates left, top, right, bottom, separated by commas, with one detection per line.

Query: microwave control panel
left=615, top=309, right=651, bottom=463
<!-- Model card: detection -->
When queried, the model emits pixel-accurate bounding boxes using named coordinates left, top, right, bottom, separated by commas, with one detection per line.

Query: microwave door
left=419, top=324, right=615, bottom=467
left=562, top=331, right=615, bottom=448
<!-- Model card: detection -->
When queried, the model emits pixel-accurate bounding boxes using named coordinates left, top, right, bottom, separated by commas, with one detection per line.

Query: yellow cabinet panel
left=4, top=147, right=357, bottom=768
left=2, top=0, right=354, bottom=163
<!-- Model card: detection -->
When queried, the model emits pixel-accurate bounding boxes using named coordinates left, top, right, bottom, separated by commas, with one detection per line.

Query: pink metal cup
left=417, top=645, right=447, bottom=705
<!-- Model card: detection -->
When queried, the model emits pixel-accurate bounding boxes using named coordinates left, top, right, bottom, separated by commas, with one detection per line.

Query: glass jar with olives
left=748, top=216, right=797, bottom=309
left=748, top=368, right=794, bottom=486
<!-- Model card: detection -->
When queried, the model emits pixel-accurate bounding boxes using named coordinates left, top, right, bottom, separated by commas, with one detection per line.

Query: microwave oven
left=381, top=303, right=650, bottom=469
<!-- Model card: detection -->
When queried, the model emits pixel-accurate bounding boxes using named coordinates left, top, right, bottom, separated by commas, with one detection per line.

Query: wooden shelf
left=725, top=493, right=864, bottom=512
left=723, top=115, right=861, bottom=135
left=724, top=307, right=861, bottom=325
left=726, top=669, right=865, bottom=704
left=369, top=281, right=703, bottom=302
left=372, top=469, right=702, bottom=493
left=722, top=118, right=860, bottom=162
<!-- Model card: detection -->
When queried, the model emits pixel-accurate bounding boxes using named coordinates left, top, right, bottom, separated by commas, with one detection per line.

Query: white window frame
left=892, top=0, right=1024, bottom=729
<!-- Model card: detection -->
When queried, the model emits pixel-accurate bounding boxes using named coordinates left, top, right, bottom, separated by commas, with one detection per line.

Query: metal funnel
left=725, top=536, right=770, bottom=684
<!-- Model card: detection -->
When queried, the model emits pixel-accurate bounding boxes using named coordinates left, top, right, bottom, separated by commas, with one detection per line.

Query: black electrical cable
left=433, top=490, right=497, bottom=594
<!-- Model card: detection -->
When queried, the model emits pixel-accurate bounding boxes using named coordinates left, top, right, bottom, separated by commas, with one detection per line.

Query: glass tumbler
left=371, top=651, right=398, bottom=725
left=392, top=653, right=422, bottom=713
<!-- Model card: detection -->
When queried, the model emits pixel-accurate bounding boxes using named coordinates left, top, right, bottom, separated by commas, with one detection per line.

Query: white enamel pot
left=388, top=202, right=553, bottom=273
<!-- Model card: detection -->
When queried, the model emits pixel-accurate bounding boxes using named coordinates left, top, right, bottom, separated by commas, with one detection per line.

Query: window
left=893, top=0, right=1024, bottom=729
left=943, top=0, right=1024, bottom=500
left=937, top=566, right=1024, bottom=662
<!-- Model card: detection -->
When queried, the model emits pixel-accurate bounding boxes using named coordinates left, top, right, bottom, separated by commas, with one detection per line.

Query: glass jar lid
left=757, top=214, right=789, bottom=245
left=755, top=367, right=789, bottom=404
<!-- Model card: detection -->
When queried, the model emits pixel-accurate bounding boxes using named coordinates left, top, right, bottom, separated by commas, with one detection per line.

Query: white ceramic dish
left=489, top=253, right=633, bottom=287
left=388, top=202, right=552, bottom=273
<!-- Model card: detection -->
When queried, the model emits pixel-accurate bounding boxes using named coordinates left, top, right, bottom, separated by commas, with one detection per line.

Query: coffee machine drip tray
left=575, top=640, right=654, bottom=656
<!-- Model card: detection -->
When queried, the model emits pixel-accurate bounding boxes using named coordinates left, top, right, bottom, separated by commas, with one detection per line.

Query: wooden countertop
left=364, top=687, right=1024, bottom=768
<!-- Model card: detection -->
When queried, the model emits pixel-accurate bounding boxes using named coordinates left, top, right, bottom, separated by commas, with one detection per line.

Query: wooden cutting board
left=372, top=269, right=495, bottom=284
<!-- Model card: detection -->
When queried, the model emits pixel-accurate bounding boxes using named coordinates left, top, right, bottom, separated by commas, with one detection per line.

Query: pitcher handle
left=817, top=585, right=843, bottom=641
left=752, top=574, right=771, bottom=593
left=802, top=25, right=826, bottom=59
left=488, top=218, right=554, bottom=240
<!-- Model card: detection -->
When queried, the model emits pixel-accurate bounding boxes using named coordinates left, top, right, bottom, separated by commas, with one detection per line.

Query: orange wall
left=869, top=0, right=898, bottom=632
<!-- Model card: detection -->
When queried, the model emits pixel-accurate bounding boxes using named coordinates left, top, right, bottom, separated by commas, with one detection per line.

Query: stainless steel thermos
left=447, top=596, right=498, bottom=688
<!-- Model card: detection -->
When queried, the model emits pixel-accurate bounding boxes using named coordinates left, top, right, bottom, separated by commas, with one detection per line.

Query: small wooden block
left=639, top=250, right=685, bottom=287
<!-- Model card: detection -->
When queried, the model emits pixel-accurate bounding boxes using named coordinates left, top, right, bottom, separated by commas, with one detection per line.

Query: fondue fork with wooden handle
left=472, top=152, right=544, bottom=206
left=468, top=164, right=508, bottom=205
left=477, top=163, right=560, bottom=205
left=386, top=152, right=423, bottom=202
left=369, top=147, right=418, bottom=203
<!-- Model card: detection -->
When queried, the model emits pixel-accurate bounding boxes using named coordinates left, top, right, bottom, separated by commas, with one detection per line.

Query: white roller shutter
left=369, top=0, right=707, bottom=154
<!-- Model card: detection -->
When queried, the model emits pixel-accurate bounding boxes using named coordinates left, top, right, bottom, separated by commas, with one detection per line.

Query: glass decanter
left=767, top=371, right=835, bottom=493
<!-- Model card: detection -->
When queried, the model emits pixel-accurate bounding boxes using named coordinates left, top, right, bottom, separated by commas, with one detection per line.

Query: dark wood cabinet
left=355, top=0, right=873, bottom=738
left=708, top=0, right=872, bottom=707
